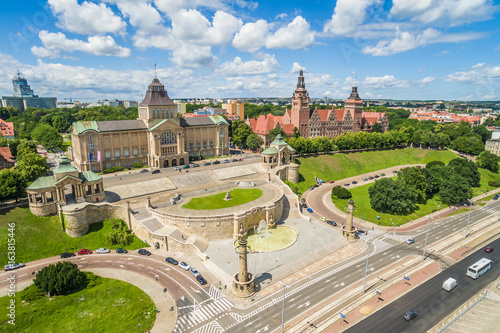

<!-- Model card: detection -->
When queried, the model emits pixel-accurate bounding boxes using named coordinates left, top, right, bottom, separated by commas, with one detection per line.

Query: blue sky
left=0, top=0, right=499, bottom=102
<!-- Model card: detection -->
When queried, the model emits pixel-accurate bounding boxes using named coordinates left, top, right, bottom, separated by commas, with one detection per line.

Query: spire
left=154, top=63, right=157, bottom=78
left=297, top=68, right=305, bottom=89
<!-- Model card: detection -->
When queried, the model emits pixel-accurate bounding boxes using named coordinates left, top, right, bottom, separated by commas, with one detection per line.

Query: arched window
left=161, top=131, right=177, bottom=145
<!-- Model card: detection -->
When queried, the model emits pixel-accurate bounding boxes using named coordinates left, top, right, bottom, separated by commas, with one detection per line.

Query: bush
left=106, top=219, right=134, bottom=246
left=331, top=186, right=352, bottom=199
left=34, top=262, right=87, bottom=296
left=133, top=163, right=143, bottom=169
left=102, top=166, right=124, bottom=174
left=20, top=284, right=45, bottom=301
left=488, top=180, right=500, bottom=187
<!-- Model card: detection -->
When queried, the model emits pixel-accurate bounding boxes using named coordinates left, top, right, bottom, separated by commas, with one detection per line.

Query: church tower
left=344, top=86, right=363, bottom=132
left=138, top=78, right=177, bottom=126
left=290, top=69, right=310, bottom=137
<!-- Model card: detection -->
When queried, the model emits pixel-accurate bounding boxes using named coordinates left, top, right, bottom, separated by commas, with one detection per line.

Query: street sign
left=340, top=313, right=346, bottom=319
left=404, top=276, right=410, bottom=281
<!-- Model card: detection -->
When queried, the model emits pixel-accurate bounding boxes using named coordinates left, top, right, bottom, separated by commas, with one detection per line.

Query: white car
left=4, top=263, right=25, bottom=271
left=96, top=248, right=110, bottom=254
left=179, top=261, right=190, bottom=270
left=189, top=267, right=200, bottom=278
left=406, top=238, right=415, bottom=244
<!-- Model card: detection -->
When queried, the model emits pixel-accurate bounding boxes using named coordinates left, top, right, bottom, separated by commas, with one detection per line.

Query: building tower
left=232, top=224, right=255, bottom=297
left=12, top=71, right=36, bottom=98
left=138, top=78, right=177, bottom=123
left=290, top=69, right=310, bottom=137
left=342, top=199, right=358, bottom=242
left=344, top=86, right=364, bottom=132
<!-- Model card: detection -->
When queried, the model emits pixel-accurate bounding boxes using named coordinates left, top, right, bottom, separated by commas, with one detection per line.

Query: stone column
left=346, top=199, right=354, bottom=231
left=42, top=192, right=47, bottom=203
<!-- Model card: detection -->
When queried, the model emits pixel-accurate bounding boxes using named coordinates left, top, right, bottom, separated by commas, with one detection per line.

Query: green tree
left=15, top=152, right=49, bottom=181
left=448, top=158, right=480, bottom=187
left=0, top=169, right=27, bottom=203
left=32, top=124, right=63, bottom=149
left=232, top=123, right=253, bottom=148
left=472, top=125, right=492, bottom=143
left=16, top=140, right=37, bottom=157
left=34, top=262, right=88, bottom=295
left=439, top=174, right=473, bottom=205
left=267, top=127, right=286, bottom=143
left=369, top=178, right=419, bottom=215
left=370, top=122, right=383, bottom=133
left=476, top=150, right=500, bottom=173
left=246, top=133, right=263, bottom=150
left=292, top=126, right=300, bottom=139
left=397, top=166, right=428, bottom=203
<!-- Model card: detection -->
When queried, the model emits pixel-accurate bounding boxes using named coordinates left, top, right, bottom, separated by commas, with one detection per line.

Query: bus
left=466, top=258, right=492, bottom=279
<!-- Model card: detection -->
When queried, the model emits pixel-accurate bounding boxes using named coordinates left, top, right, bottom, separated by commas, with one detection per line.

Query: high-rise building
left=1, top=71, right=57, bottom=111
left=222, top=100, right=244, bottom=120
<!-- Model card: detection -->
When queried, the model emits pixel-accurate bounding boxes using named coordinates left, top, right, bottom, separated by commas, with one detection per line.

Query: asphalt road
left=345, top=237, right=500, bottom=333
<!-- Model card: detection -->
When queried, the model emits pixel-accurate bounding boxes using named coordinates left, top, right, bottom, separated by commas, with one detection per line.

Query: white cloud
left=170, top=43, right=217, bottom=68
left=390, top=0, right=496, bottom=26
left=275, top=13, right=287, bottom=20
left=266, top=16, right=315, bottom=49
left=235, top=0, right=258, bottom=10
left=171, top=9, right=242, bottom=46
left=363, top=75, right=411, bottom=88
left=290, top=62, right=306, bottom=73
left=154, top=0, right=187, bottom=14
left=132, top=27, right=179, bottom=50
left=362, top=28, right=440, bottom=56
left=232, top=19, right=269, bottom=52
left=108, top=0, right=163, bottom=34
left=217, top=54, right=280, bottom=75
left=48, top=0, right=126, bottom=35
left=421, top=76, right=435, bottom=84
left=32, top=31, right=131, bottom=58
left=324, top=0, right=381, bottom=35
left=443, top=63, right=500, bottom=83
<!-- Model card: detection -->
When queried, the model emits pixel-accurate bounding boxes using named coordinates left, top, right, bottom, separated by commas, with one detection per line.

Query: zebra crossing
left=173, top=295, right=233, bottom=332
left=382, top=233, right=412, bottom=243
left=191, top=320, right=225, bottom=333
left=208, top=285, right=224, bottom=300
left=372, top=238, right=393, bottom=254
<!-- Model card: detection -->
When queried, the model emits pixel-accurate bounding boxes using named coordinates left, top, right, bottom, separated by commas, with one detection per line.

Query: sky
left=0, top=0, right=499, bottom=102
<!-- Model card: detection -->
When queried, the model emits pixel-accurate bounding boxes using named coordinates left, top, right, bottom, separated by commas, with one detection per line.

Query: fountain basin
left=246, top=226, right=298, bottom=252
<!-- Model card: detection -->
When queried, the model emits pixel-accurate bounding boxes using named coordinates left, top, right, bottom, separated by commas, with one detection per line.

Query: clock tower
left=290, top=69, right=310, bottom=137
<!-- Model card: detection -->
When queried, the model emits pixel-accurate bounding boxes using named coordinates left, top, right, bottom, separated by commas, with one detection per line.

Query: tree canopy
left=34, top=262, right=88, bottom=296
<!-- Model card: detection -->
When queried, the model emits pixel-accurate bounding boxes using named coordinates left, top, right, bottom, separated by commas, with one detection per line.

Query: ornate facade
left=70, top=77, right=229, bottom=172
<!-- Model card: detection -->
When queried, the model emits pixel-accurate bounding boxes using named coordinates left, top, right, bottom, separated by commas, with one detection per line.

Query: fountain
left=246, top=220, right=297, bottom=252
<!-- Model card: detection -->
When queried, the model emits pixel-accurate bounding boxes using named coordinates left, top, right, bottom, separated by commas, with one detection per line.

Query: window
left=141, top=147, right=146, bottom=154
left=91, top=165, right=97, bottom=171
left=106, top=163, right=111, bottom=169
left=133, top=147, right=138, bottom=156
left=220, top=128, right=224, bottom=138
left=88, top=142, right=95, bottom=151
left=210, top=140, right=214, bottom=148
left=114, top=149, right=120, bottom=158
left=116, top=162, right=121, bottom=167
left=88, top=135, right=93, bottom=141
left=203, top=141, right=207, bottom=149
left=124, top=148, right=129, bottom=157
left=196, top=142, right=201, bottom=150
left=189, top=142, right=194, bottom=150
left=162, top=108, right=164, bottom=115
left=105, top=150, right=111, bottom=159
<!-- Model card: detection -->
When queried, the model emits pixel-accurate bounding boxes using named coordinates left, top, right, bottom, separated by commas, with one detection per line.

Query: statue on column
left=342, top=199, right=358, bottom=242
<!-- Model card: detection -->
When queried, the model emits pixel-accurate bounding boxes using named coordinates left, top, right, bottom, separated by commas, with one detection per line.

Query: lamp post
left=465, top=199, right=472, bottom=238
left=280, top=281, right=287, bottom=333
left=363, top=241, right=372, bottom=293
left=423, top=216, right=431, bottom=260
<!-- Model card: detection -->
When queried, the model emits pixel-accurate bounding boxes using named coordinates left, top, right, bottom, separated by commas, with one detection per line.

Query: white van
left=442, top=278, right=458, bottom=292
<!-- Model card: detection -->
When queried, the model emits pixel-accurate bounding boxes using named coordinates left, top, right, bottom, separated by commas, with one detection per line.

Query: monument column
left=342, top=199, right=358, bottom=242
left=232, top=224, right=255, bottom=297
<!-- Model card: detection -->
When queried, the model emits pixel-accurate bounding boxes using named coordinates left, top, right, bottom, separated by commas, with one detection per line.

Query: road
left=345, top=237, right=500, bottom=333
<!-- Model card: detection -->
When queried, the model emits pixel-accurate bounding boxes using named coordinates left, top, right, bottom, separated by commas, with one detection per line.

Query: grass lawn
left=182, top=188, right=262, bottom=210
left=472, top=168, right=500, bottom=196
left=445, top=208, right=471, bottom=217
left=0, top=206, right=149, bottom=267
left=294, top=148, right=458, bottom=194
left=0, top=272, right=156, bottom=332
left=331, top=183, right=445, bottom=226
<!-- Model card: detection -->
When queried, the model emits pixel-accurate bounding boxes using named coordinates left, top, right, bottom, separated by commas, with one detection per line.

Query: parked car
left=223, top=159, right=230, bottom=163
left=182, top=165, right=190, bottom=169
left=61, top=252, right=75, bottom=259
left=307, top=208, right=313, bottom=213
left=174, top=167, right=181, bottom=171
left=484, top=247, right=494, bottom=253
left=138, top=249, right=151, bottom=256
left=493, top=194, right=500, bottom=200
left=403, top=310, right=417, bottom=321
left=352, top=181, right=358, bottom=184
left=380, top=173, right=385, bottom=176
left=309, top=187, right=314, bottom=191
left=192, top=163, right=200, bottom=167
left=196, top=275, right=207, bottom=285
left=393, top=170, right=398, bottom=173
left=179, top=261, right=190, bottom=270
left=116, top=247, right=128, bottom=254
left=406, top=238, right=415, bottom=244
left=96, top=248, right=110, bottom=254
left=319, top=216, right=327, bottom=222
left=362, top=178, right=368, bottom=181
left=165, top=257, right=178, bottom=265
left=329, top=180, right=335, bottom=183
left=213, top=160, right=221, bottom=164
left=189, top=267, right=201, bottom=278
left=231, top=159, right=238, bottom=162
left=4, top=263, right=25, bottom=271
left=368, top=176, right=374, bottom=180
left=152, top=169, right=161, bottom=174
left=238, top=158, right=243, bottom=161
left=78, top=249, right=92, bottom=255
left=301, top=198, right=306, bottom=203
left=302, top=203, right=307, bottom=208
left=374, top=175, right=380, bottom=178
left=327, top=220, right=337, bottom=226
left=344, top=183, right=350, bottom=186
left=140, top=169, right=149, bottom=173
left=204, top=162, right=212, bottom=166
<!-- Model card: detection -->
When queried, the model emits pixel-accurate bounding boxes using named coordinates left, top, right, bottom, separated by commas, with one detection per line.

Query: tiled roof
left=0, top=146, right=14, bottom=163
left=281, top=124, right=294, bottom=135
left=317, top=109, right=332, bottom=122
left=96, top=120, right=147, bottom=132
left=80, top=171, right=102, bottom=182
left=0, top=119, right=14, bottom=137
left=250, top=114, right=284, bottom=135
left=139, top=78, right=176, bottom=106
left=27, top=176, right=54, bottom=190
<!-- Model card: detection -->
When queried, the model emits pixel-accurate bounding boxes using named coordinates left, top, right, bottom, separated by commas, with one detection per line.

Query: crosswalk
left=173, top=294, right=233, bottom=332
left=372, top=238, right=393, bottom=254
left=382, top=233, right=412, bottom=243
left=191, top=320, right=225, bottom=333
left=208, top=285, right=224, bottom=300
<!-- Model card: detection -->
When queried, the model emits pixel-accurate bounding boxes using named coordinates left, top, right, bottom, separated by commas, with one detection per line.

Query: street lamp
left=280, top=281, right=287, bottom=333
left=363, top=240, right=372, bottom=293
left=423, top=216, right=431, bottom=260
left=465, top=199, right=472, bottom=238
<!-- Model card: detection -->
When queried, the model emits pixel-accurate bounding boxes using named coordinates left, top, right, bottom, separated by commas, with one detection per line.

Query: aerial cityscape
left=1, top=1, right=500, bottom=333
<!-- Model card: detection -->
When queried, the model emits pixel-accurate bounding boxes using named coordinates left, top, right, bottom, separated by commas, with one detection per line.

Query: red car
left=329, top=180, right=335, bottom=184
left=78, top=249, right=92, bottom=255
left=484, top=247, right=493, bottom=253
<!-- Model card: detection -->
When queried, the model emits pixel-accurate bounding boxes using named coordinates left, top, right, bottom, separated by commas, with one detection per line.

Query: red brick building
left=0, top=146, right=15, bottom=170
